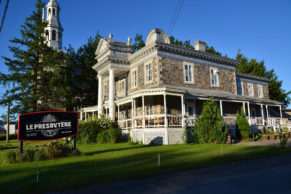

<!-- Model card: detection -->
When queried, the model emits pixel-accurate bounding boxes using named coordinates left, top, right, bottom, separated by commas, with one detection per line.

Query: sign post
left=18, top=111, right=78, bottom=153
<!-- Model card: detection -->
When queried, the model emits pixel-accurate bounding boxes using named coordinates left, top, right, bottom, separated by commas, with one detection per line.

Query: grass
left=1, top=140, right=291, bottom=193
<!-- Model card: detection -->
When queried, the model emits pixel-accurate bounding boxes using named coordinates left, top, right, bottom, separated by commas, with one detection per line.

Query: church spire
left=44, top=0, right=63, bottom=50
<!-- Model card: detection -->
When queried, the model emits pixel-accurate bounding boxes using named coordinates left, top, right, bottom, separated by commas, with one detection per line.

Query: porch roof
left=161, top=85, right=282, bottom=105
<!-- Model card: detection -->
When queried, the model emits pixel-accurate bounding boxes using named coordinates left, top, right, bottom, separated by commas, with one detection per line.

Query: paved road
left=52, top=153, right=291, bottom=194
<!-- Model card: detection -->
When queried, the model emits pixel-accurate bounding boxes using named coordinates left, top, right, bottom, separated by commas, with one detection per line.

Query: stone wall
left=242, top=81, right=269, bottom=99
left=160, top=57, right=237, bottom=94
left=128, top=56, right=159, bottom=93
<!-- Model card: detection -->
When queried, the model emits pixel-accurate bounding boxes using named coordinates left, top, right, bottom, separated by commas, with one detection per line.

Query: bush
left=6, top=150, right=17, bottom=163
left=0, top=134, right=17, bottom=141
left=97, top=127, right=121, bottom=144
left=18, top=149, right=35, bottom=162
left=236, top=107, right=251, bottom=139
left=77, top=115, right=115, bottom=144
left=34, top=149, right=48, bottom=161
left=46, top=141, right=72, bottom=159
left=280, top=137, right=288, bottom=149
left=192, top=98, right=228, bottom=144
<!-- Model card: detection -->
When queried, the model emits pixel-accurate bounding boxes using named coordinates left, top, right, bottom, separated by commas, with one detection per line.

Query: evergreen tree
left=236, top=107, right=251, bottom=139
left=192, top=98, right=228, bottom=143
left=0, top=0, right=68, bottom=114
left=133, top=34, right=145, bottom=51
left=65, top=33, right=101, bottom=109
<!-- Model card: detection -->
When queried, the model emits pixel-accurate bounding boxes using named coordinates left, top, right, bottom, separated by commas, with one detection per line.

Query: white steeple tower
left=44, top=0, right=63, bottom=50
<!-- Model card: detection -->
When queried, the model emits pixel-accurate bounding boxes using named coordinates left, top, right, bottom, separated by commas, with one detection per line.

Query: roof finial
left=109, top=33, right=113, bottom=42
left=127, top=37, right=132, bottom=46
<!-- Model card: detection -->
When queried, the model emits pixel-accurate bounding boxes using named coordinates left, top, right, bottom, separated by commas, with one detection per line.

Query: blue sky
left=0, top=0, right=290, bottom=115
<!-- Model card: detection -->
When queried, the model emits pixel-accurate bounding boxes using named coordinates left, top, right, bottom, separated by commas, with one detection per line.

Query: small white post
left=261, top=104, right=265, bottom=125
left=164, top=93, right=168, bottom=127
left=220, top=100, right=223, bottom=116
left=142, top=95, right=145, bottom=128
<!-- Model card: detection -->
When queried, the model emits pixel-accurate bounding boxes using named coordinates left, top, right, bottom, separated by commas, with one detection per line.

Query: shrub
left=97, top=127, right=121, bottom=144
left=6, top=150, right=17, bottom=163
left=236, top=107, right=251, bottom=139
left=46, top=141, right=72, bottom=159
left=0, top=134, right=17, bottom=141
left=18, top=149, right=35, bottom=162
left=192, top=98, right=228, bottom=144
left=77, top=115, right=115, bottom=144
left=280, top=137, right=288, bottom=149
left=34, top=149, right=48, bottom=161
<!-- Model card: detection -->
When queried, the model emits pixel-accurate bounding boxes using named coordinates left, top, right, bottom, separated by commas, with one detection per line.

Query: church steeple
left=44, top=0, right=63, bottom=50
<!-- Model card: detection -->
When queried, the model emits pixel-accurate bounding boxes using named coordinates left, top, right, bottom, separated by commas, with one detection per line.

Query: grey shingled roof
left=236, top=73, right=270, bottom=82
left=162, top=84, right=282, bottom=105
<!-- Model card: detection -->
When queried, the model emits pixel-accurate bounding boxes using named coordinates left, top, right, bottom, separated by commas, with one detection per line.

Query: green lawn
left=1, top=140, right=291, bottom=193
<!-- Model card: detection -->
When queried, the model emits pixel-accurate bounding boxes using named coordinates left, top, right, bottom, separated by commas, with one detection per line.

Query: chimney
left=194, top=40, right=206, bottom=52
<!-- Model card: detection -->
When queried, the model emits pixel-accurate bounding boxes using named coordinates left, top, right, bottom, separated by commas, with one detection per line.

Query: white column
left=181, top=95, right=185, bottom=127
left=131, top=99, right=134, bottom=128
left=279, top=105, right=282, bottom=118
left=142, top=95, right=145, bottom=128
left=243, top=102, right=246, bottom=114
left=247, top=102, right=251, bottom=123
left=109, top=69, right=115, bottom=121
left=219, top=100, right=223, bottom=116
left=85, top=112, right=87, bottom=121
left=80, top=111, right=83, bottom=120
left=97, top=75, right=103, bottom=118
left=266, top=105, right=269, bottom=119
left=164, top=93, right=168, bottom=127
left=261, top=104, right=265, bottom=125
left=118, top=105, right=120, bottom=121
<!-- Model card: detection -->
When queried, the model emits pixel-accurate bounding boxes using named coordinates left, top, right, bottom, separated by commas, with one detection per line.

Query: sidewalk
left=235, top=139, right=291, bottom=147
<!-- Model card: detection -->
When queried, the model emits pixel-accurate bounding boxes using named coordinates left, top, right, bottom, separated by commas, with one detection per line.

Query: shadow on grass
left=1, top=144, right=291, bottom=193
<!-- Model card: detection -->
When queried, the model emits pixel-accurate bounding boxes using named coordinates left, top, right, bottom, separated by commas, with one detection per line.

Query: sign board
left=18, top=111, right=78, bottom=141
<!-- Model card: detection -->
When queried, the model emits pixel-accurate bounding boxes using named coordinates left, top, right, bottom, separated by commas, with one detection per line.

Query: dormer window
left=45, top=30, right=49, bottom=40
left=53, top=8, right=56, bottom=16
left=48, top=8, right=51, bottom=15
left=248, top=83, right=254, bottom=96
left=184, top=64, right=194, bottom=83
left=258, top=85, right=263, bottom=98
left=210, top=67, right=219, bottom=87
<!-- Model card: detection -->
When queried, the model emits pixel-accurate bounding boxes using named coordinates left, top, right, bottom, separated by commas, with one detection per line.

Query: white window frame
left=183, top=62, right=194, bottom=84
left=248, top=83, right=254, bottom=96
left=257, top=84, right=263, bottom=98
left=131, top=68, right=138, bottom=89
left=210, top=67, right=219, bottom=87
left=144, top=62, right=153, bottom=84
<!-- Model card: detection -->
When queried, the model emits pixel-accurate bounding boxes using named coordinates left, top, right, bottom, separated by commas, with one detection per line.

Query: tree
left=236, top=107, right=250, bottom=139
left=65, top=33, right=101, bottom=109
left=236, top=51, right=291, bottom=108
left=192, top=98, right=228, bottom=143
left=0, top=0, right=68, bottom=114
left=133, top=34, right=145, bottom=51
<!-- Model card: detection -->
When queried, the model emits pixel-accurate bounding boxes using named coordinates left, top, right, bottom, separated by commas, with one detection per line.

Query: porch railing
left=167, top=115, right=182, bottom=127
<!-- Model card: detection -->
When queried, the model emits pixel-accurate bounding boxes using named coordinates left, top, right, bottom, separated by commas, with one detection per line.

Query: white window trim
left=131, top=68, right=138, bottom=89
left=257, top=84, right=263, bottom=98
left=144, top=60, right=153, bottom=84
left=210, top=67, right=219, bottom=87
left=183, top=62, right=194, bottom=84
left=248, top=83, right=254, bottom=96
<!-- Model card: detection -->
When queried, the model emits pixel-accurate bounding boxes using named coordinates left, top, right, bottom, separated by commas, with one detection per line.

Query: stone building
left=81, top=28, right=284, bottom=144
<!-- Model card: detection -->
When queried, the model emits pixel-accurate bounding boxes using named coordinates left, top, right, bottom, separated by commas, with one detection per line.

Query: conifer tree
left=236, top=107, right=251, bottom=139
left=192, top=98, right=228, bottom=143
left=0, top=0, right=68, bottom=114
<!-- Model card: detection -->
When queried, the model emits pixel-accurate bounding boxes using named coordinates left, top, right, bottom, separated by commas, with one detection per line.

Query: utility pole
left=6, top=101, right=10, bottom=143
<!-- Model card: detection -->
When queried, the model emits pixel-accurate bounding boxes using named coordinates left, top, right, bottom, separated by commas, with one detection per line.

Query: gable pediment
left=95, top=38, right=109, bottom=57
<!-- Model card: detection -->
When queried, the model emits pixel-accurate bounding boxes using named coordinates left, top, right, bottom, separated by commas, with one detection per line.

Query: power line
left=0, top=0, right=10, bottom=33
left=167, top=0, right=184, bottom=35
